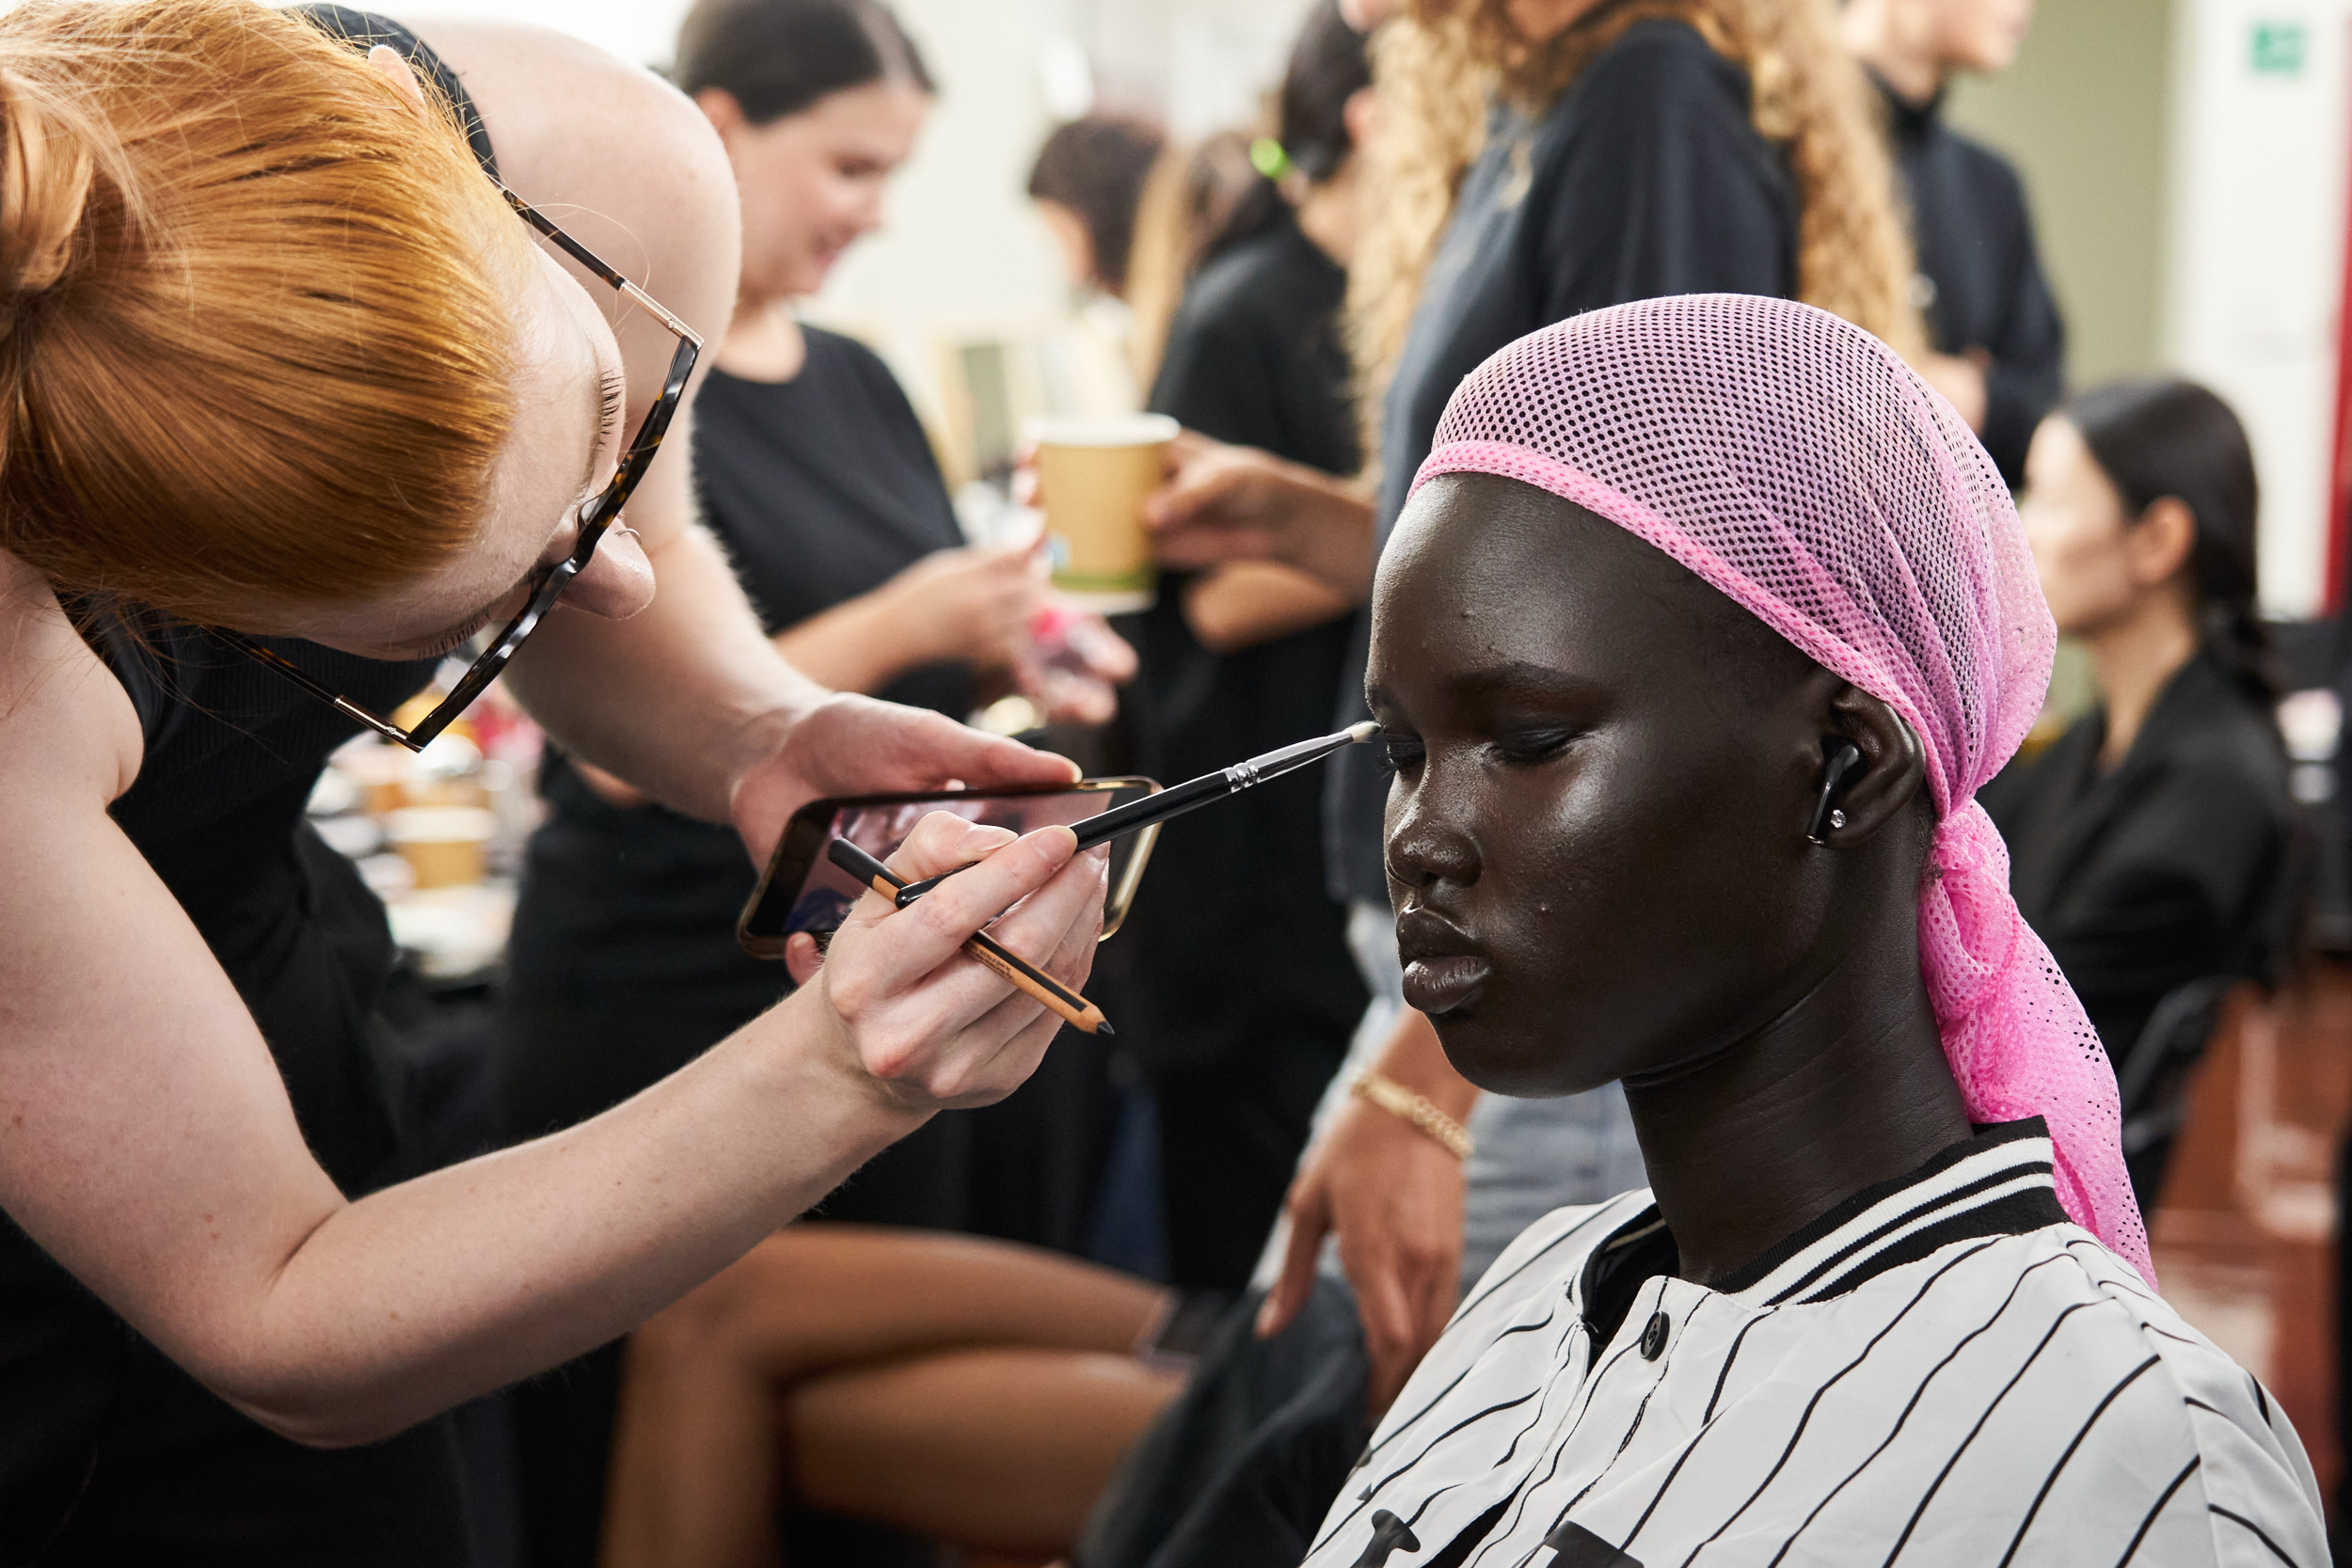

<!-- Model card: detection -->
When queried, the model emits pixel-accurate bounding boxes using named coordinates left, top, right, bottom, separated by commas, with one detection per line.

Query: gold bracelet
left=1350, top=1070, right=1475, bottom=1161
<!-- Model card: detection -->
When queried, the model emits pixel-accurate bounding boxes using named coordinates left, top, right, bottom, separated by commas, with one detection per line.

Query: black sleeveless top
left=74, top=4, right=501, bottom=1192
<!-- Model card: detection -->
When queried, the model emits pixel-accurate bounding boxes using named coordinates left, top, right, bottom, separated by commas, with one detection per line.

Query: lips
left=1395, top=909, right=1491, bottom=1016
left=1403, top=953, right=1492, bottom=1015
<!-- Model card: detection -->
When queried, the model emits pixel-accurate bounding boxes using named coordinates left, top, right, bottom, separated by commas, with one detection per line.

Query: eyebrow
left=1367, top=660, right=1604, bottom=711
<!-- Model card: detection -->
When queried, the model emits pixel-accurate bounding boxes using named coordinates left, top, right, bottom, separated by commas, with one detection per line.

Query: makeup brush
left=892, top=721, right=1380, bottom=908
left=826, top=837, right=1114, bottom=1037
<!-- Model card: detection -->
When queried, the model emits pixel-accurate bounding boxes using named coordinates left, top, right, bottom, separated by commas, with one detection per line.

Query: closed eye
left=1492, top=725, right=1582, bottom=766
left=1377, top=731, right=1424, bottom=774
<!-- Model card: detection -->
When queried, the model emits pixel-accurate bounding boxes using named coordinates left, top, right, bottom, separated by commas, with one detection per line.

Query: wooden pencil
left=826, top=836, right=1113, bottom=1037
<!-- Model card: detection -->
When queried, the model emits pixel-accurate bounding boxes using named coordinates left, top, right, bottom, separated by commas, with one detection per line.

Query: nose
left=1384, top=769, right=1482, bottom=895
left=562, top=523, right=658, bottom=621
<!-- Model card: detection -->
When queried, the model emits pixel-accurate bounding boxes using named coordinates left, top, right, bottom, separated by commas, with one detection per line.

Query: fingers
left=1257, top=1181, right=1332, bottom=1338
left=784, top=931, right=825, bottom=987
left=1354, top=1248, right=1422, bottom=1415
left=882, top=811, right=1018, bottom=883
left=1143, top=450, right=1251, bottom=531
left=857, top=702, right=1076, bottom=791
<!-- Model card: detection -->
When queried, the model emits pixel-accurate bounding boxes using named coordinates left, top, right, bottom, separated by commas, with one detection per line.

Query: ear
left=1813, top=681, right=1928, bottom=847
left=364, top=44, right=430, bottom=114
left=2127, top=496, right=2198, bottom=588
left=694, top=86, right=748, bottom=144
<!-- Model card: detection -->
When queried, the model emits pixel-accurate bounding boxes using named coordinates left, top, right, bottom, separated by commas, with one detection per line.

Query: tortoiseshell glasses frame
left=212, top=183, right=704, bottom=753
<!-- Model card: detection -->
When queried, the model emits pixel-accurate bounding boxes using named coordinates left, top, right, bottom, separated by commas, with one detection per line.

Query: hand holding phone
left=803, top=811, right=1105, bottom=1113
left=738, top=778, right=1161, bottom=962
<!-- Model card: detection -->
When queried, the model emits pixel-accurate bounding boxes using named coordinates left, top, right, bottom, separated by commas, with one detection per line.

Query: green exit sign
left=2252, top=20, right=2308, bottom=75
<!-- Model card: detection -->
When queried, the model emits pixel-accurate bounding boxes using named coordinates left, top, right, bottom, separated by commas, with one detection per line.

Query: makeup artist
left=1117, top=0, right=1372, bottom=1294
left=0, top=5, right=1100, bottom=1560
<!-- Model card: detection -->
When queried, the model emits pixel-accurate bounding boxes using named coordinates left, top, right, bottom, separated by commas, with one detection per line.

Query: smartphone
left=736, top=778, right=1162, bottom=960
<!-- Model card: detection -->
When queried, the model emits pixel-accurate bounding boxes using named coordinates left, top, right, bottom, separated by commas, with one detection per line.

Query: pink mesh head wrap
left=1409, top=293, right=2152, bottom=1286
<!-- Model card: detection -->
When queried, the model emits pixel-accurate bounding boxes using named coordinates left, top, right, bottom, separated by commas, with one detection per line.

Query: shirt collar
left=1578, top=1118, right=2068, bottom=1333
left=1869, top=69, right=1948, bottom=144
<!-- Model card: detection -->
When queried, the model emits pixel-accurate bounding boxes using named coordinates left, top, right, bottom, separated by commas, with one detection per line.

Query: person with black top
left=500, top=4, right=1151, bottom=1561
left=1844, top=0, right=2065, bottom=487
left=1119, top=0, right=1372, bottom=1293
left=1981, top=379, right=2290, bottom=1204
left=0, top=2, right=1108, bottom=1563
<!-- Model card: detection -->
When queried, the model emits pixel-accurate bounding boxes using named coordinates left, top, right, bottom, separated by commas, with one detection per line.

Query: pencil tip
left=1346, top=721, right=1378, bottom=742
left=1095, top=1021, right=1117, bottom=1037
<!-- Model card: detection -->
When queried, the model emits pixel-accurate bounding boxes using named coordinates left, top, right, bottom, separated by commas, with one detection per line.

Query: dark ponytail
left=675, top=0, right=930, bottom=125
left=1198, top=0, right=1373, bottom=270
left=2064, top=376, right=2274, bottom=704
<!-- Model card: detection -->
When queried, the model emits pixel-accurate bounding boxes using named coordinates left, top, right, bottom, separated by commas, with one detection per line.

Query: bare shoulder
left=0, top=550, right=140, bottom=806
left=398, top=15, right=739, bottom=335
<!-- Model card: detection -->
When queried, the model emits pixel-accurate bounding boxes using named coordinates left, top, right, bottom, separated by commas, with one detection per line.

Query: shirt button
left=1639, top=1309, right=1669, bottom=1360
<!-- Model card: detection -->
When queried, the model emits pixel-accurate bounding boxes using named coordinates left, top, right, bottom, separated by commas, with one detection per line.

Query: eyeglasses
left=212, top=183, right=704, bottom=753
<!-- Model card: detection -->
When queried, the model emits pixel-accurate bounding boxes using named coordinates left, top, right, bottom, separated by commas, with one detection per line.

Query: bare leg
left=600, top=1226, right=1173, bottom=1568
left=787, top=1347, right=1181, bottom=1556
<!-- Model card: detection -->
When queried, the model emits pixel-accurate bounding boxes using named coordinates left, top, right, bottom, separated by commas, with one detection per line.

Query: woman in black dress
left=1120, top=0, right=1373, bottom=1292
left=500, top=3, right=1158, bottom=1560
left=1982, top=378, right=2290, bottom=1203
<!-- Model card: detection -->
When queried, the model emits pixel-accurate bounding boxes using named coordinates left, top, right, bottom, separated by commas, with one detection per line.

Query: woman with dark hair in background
left=1983, top=378, right=2290, bottom=1205
left=1028, top=113, right=1168, bottom=301
left=1114, top=0, right=1374, bottom=1295
left=1843, top=0, right=2064, bottom=486
left=500, top=1, right=1139, bottom=1559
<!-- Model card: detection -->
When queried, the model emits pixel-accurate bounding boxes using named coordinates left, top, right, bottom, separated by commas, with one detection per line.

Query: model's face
left=721, top=80, right=930, bottom=303
left=1370, top=475, right=1836, bottom=1097
left=1934, top=0, right=2032, bottom=74
left=2018, top=416, right=2138, bottom=638
left=267, top=245, right=651, bottom=660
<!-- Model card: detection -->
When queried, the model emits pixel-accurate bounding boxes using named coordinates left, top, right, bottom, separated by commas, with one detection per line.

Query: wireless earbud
left=1805, top=737, right=1865, bottom=845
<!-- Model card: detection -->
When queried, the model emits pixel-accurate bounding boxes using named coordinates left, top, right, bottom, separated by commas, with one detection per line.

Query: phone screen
left=736, top=778, right=1160, bottom=959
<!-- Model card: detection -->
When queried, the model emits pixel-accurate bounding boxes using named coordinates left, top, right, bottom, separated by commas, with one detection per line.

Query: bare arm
left=1182, top=561, right=1358, bottom=655
left=775, top=542, right=1044, bottom=696
left=0, top=568, right=1104, bottom=1445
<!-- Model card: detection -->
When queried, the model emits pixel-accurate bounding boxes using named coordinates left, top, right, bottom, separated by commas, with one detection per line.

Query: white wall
left=2164, top=0, right=2352, bottom=616
left=445, top=0, right=691, bottom=69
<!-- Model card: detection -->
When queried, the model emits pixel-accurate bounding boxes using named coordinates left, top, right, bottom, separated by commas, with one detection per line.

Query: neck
left=1840, top=0, right=1944, bottom=105
left=714, top=294, right=806, bottom=383
left=2085, top=589, right=2200, bottom=770
left=1623, top=900, right=1971, bottom=1287
left=1293, top=164, right=1361, bottom=266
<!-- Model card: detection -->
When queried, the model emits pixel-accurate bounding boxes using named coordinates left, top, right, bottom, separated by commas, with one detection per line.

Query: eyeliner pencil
left=893, top=721, right=1380, bottom=908
left=826, top=836, right=1114, bottom=1037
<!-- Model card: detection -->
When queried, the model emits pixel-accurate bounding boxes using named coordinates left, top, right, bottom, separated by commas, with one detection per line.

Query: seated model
left=1302, top=296, right=2322, bottom=1566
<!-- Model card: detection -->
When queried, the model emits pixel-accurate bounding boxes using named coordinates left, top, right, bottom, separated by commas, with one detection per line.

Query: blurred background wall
left=453, top=0, right=2352, bottom=614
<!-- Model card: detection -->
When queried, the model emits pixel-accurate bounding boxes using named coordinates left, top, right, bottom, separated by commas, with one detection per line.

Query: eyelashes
left=1374, top=730, right=1583, bottom=773
left=597, top=368, right=627, bottom=442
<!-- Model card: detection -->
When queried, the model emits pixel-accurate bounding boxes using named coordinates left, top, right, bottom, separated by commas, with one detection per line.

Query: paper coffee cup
left=1030, top=413, right=1179, bottom=613
left=386, top=806, right=496, bottom=890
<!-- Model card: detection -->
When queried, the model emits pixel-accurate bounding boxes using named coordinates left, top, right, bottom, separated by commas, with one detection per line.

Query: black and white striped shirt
left=1304, top=1119, right=2324, bottom=1567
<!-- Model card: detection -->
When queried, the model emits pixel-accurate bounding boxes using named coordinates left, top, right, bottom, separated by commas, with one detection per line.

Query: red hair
left=0, top=0, right=533, bottom=625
